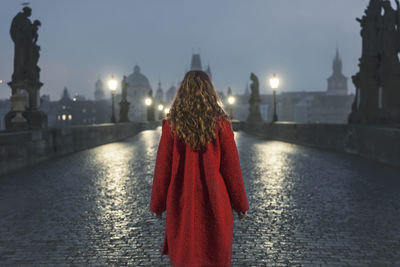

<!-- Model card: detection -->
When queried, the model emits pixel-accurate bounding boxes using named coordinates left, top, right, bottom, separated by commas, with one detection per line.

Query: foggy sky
left=0, top=0, right=372, bottom=100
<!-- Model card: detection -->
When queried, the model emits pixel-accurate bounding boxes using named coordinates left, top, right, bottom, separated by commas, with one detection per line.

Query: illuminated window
left=62, top=105, right=66, bottom=110
left=68, top=114, right=72, bottom=120
left=62, top=114, right=66, bottom=120
left=57, top=115, right=61, bottom=120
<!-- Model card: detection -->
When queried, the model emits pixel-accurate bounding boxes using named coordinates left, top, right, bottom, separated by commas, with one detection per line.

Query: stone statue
left=10, top=7, right=34, bottom=82
left=30, top=20, right=41, bottom=83
left=250, top=73, right=260, bottom=96
left=121, top=75, right=128, bottom=100
left=119, top=75, right=130, bottom=122
left=247, top=73, right=263, bottom=122
left=350, top=0, right=400, bottom=125
left=377, top=0, right=400, bottom=70
left=357, top=0, right=382, bottom=58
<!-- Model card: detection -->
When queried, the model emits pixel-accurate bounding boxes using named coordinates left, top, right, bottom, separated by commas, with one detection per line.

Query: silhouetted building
left=94, top=78, right=105, bottom=101
left=40, top=87, right=111, bottom=127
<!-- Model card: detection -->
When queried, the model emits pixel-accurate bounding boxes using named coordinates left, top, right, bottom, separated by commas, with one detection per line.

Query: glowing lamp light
left=145, top=97, right=152, bottom=106
left=164, top=107, right=170, bottom=114
left=62, top=114, right=66, bottom=121
left=108, top=75, right=118, bottom=92
left=269, top=73, right=280, bottom=90
left=158, top=104, right=164, bottom=111
left=227, top=96, right=235, bottom=105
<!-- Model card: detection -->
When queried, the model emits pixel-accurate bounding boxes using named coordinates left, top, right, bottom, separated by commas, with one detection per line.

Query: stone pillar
left=5, top=80, right=47, bottom=130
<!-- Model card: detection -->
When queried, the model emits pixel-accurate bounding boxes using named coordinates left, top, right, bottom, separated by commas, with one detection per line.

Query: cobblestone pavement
left=0, top=127, right=400, bottom=266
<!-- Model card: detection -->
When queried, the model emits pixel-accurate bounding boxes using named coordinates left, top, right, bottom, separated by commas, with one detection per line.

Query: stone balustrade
left=0, top=121, right=160, bottom=176
left=232, top=120, right=400, bottom=169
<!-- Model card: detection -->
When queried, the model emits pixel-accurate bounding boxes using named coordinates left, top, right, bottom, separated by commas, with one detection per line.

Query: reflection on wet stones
left=0, top=127, right=399, bottom=265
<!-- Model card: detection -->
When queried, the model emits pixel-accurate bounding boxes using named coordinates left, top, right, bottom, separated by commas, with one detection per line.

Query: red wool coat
left=150, top=117, right=249, bottom=267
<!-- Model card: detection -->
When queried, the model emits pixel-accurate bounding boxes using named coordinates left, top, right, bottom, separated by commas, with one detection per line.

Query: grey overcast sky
left=0, top=0, right=372, bottom=100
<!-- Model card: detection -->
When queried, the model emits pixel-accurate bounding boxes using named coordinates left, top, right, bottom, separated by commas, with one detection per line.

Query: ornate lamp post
left=157, top=103, right=165, bottom=120
left=226, top=87, right=236, bottom=119
left=269, top=73, right=280, bottom=122
left=108, top=75, right=117, bottom=123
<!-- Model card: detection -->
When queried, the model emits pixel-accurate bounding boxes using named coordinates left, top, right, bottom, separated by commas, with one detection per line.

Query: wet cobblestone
left=0, top=127, right=399, bottom=266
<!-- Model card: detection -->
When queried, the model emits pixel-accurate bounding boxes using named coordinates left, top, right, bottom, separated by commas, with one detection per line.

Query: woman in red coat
left=150, top=70, right=249, bottom=267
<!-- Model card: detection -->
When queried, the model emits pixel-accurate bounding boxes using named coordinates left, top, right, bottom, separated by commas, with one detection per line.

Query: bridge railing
left=233, top=121, right=400, bottom=169
left=0, top=121, right=160, bottom=177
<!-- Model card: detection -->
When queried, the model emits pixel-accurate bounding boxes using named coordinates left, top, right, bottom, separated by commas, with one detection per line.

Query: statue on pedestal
left=5, top=6, right=47, bottom=130
left=247, top=73, right=263, bottom=122
left=349, top=0, right=400, bottom=125
left=119, top=76, right=130, bottom=122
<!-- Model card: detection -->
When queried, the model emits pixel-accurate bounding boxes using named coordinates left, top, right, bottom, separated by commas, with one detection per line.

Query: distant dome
left=95, top=78, right=103, bottom=88
left=127, top=65, right=151, bottom=89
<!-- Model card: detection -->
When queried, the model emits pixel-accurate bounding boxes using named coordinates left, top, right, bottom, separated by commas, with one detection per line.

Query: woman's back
left=150, top=70, right=249, bottom=267
left=151, top=117, right=248, bottom=267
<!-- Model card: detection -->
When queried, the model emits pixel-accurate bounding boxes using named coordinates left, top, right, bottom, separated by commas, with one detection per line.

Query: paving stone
left=0, top=129, right=399, bottom=266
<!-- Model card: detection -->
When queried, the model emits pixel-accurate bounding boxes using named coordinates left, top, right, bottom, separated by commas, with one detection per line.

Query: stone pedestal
left=5, top=80, right=47, bottom=130
left=119, top=100, right=130, bottom=123
left=247, top=95, right=263, bottom=122
left=147, top=105, right=155, bottom=122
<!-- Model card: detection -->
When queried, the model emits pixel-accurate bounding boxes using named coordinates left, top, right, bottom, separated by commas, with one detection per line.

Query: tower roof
left=190, top=54, right=202, bottom=70
left=333, top=47, right=343, bottom=74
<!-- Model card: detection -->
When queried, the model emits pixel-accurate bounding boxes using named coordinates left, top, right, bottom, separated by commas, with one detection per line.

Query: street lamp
left=145, top=97, right=152, bottom=106
left=108, top=75, right=118, bottom=123
left=158, top=104, right=164, bottom=111
left=269, top=73, right=279, bottom=122
left=226, top=87, right=235, bottom=119
left=145, top=90, right=155, bottom=121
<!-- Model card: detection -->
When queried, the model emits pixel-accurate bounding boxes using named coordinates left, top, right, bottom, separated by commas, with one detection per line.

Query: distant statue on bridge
left=247, top=73, right=263, bottom=122
left=119, top=76, right=130, bottom=122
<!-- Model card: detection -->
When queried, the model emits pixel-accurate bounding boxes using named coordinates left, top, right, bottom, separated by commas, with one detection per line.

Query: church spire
left=155, top=80, right=164, bottom=102
left=206, top=64, right=212, bottom=79
left=333, top=47, right=343, bottom=74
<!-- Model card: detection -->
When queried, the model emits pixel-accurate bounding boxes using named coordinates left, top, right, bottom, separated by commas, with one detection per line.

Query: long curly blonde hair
left=166, top=70, right=230, bottom=151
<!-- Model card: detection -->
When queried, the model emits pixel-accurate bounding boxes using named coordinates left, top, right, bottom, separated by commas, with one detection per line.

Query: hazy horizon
left=0, top=0, right=372, bottom=101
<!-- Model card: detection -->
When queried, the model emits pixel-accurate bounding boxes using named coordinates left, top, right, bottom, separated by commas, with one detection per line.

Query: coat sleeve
left=150, top=119, right=174, bottom=214
left=219, top=118, right=250, bottom=213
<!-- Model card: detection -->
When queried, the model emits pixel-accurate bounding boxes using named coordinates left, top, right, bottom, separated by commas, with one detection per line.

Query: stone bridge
left=0, top=123, right=399, bottom=266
